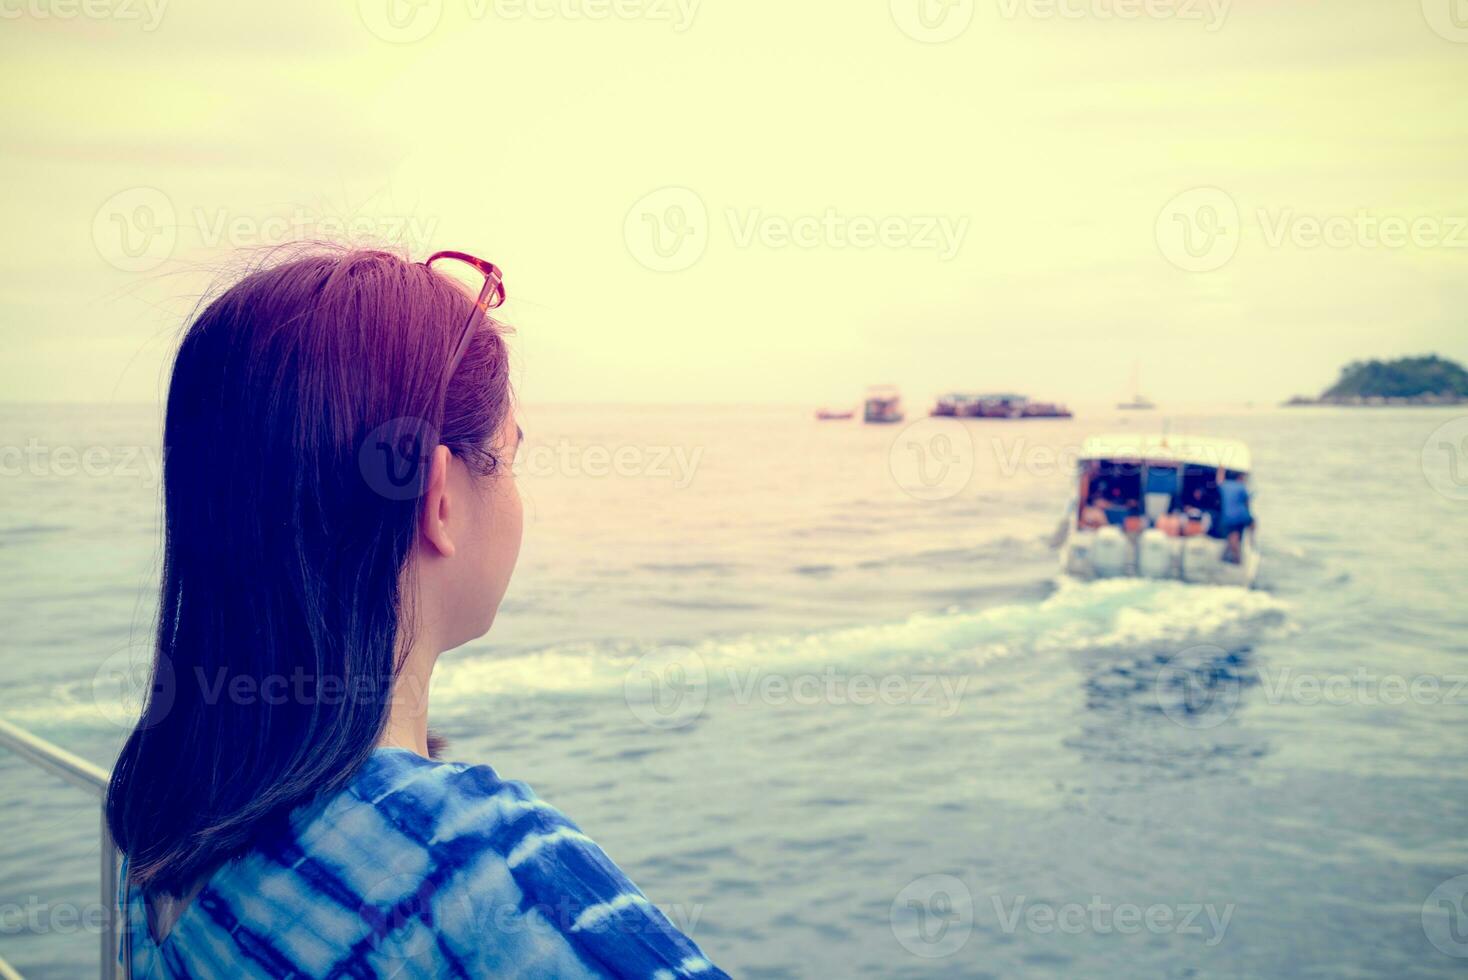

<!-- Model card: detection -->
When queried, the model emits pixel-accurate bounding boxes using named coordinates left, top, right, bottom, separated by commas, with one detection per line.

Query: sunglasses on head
left=423, top=250, right=505, bottom=383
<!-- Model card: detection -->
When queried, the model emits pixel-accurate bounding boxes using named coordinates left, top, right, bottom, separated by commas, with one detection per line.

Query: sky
left=1, top=0, right=1465, bottom=408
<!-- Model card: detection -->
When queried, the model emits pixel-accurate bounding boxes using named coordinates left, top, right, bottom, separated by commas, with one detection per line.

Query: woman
left=105, top=246, right=727, bottom=978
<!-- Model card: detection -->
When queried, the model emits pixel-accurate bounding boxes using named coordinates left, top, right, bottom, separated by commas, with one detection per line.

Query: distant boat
left=974, top=393, right=1030, bottom=419
left=931, top=392, right=979, bottom=417
left=1118, top=361, right=1155, bottom=410
left=933, top=393, right=1073, bottom=419
left=1020, top=400, right=1074, bottom=419
left=863, top=386, right=904, bottom=424
left=815, top=408, right=854, bottom=421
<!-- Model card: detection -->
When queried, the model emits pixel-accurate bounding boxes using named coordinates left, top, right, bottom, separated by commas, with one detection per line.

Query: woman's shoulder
left=313, top=747, right=728, bottom=979
left=330, top=746, right=622, bottom=902
left=340, top=746, right=562, bottom=844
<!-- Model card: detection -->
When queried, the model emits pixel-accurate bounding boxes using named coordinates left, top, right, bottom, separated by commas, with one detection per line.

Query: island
left=1285, top=354, right=1468, bottom=406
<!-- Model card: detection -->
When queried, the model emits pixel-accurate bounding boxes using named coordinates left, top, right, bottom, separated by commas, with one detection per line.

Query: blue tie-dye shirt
left=120, top=747, right=728, bottom=978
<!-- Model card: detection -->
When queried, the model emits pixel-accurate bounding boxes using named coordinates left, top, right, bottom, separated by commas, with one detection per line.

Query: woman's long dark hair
left=105, top=246, right=512, bottom=896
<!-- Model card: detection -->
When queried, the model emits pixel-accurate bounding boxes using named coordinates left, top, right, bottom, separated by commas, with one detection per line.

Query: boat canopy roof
left=1080, top=434, right=1251, bottom=472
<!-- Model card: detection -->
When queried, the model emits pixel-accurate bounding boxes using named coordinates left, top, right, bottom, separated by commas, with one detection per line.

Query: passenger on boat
left=1183, top=483, right=1218, bottom=536
left=1100, top=482, right=1139, bottom=526
left=1079, top=475, right=1109, bottom=528
left=1216, top=468, right=1255, bottom=563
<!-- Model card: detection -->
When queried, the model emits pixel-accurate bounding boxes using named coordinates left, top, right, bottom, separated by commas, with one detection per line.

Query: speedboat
left=863, top=386, right=905, bottom=424
left=1058, top=434, right=1259, bottom=587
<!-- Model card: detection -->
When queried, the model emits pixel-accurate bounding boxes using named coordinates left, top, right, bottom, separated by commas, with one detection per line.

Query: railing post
left=0, top=717, right=117, bottom=980
left=101, top=807, right=120, bottom=980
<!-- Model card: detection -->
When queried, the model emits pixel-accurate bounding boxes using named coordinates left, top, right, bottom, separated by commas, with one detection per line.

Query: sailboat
left=1117, top=361, right=1155, bottom=411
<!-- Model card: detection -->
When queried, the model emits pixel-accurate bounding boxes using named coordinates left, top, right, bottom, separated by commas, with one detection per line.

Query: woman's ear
left=419, top=445, right=456, bottom=558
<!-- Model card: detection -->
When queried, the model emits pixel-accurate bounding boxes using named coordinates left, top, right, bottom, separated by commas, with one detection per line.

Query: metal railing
left=0, top=718, right=119, bottom=980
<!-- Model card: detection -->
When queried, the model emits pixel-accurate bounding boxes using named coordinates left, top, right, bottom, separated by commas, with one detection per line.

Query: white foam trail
left=6, top=579, right=1289, bottom=728
left=430, top=578, right=1289, bottom=703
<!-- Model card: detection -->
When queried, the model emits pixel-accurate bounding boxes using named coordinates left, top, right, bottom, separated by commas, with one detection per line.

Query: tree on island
left=1289, top=354, right=1468, bottom=404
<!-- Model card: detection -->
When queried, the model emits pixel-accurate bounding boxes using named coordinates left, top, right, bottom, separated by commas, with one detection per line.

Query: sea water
left=1, top=402, right=1465, bottom=978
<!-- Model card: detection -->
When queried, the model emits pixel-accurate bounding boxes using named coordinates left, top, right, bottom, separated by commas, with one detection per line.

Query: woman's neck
left=378, top=632, right=439, bottom=758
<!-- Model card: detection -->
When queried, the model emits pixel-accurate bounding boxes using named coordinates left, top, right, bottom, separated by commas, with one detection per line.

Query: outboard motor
left=1090, top=525, right=1132, bottom=577
left=1065, top=529, right=1096, bottom=578
left=1182, top=534, right=1226, bottom=583
left=1138, top=528, right=1180, bottom=579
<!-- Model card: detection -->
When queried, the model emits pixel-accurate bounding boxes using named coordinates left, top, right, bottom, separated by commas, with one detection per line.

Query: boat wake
left=430, top=578, right=1288, bottom=706
left=14, top=578, right=1289, bottom=731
